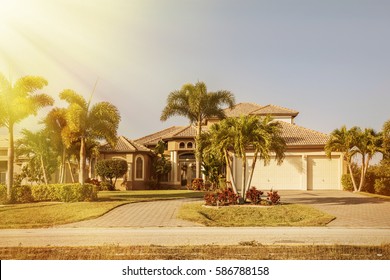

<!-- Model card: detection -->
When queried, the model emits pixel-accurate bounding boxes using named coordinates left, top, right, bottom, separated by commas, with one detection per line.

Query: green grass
left=178, top=202, right=335, bottom=226
left=0, top=190, right=205, bottom=229
left=0, top=244, right=388, bottom=260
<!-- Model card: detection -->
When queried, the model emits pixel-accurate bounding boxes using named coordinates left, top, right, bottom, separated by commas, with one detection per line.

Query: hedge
left=0, top=183, right=98, bottom=204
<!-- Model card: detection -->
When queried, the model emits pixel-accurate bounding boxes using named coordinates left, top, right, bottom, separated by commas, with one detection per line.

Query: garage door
left=250, top=156, right=303, bottom=190
left=307, top=156, right=340, bottom=190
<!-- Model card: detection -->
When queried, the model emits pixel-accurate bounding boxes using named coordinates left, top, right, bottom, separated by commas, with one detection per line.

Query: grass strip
left=178, top=202, right=335, bottom=226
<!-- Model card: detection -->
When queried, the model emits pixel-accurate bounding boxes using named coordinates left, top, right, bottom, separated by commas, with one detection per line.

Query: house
left=100, top=103, right=345, bottom=191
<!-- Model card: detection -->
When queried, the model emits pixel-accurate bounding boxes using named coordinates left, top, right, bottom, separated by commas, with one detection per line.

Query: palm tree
left=16, top=129, right=57, bottom=185
left=59, top=89, right=120, bottom=184
left=355, top=128, right=382, bottom=191
left=206, top=115, right=286, bottom=199
left=245, top=116, right=286, bottom=194
left=0, top=73, right=53, bottom=200
left=383, top=120, right=390, bottom=161
left=42, top=108, right=68, bottom=183
left=325, top=126, right=361, bottom=191
left=160, top=81, right=235, bottom=178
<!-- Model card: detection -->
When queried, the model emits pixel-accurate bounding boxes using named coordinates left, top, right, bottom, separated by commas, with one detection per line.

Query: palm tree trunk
left=195, top=122, right=202, bottom=178
left=59, top=147, right=66, bottom=183
left=79, top=137, right=86, bottom=184
left=224, top=149, right=238, bottom=194
left=67, top=160, right=75, bottom=183
left=347, top=161, right=358, bottom=192
left=40, top=155, right=48, bottom=185
left=245, top=150, right=259, bottom=194
left=241, top=154, right=247, bottom=199
left=6, top=123, right=14, bottom=202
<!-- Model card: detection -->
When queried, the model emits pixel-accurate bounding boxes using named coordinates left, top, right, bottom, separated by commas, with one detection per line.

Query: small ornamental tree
left=95, top=159, right=128, bottom=188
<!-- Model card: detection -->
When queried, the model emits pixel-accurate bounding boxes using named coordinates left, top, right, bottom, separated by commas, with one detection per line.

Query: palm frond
left=59, top=89, right=87, bottom=109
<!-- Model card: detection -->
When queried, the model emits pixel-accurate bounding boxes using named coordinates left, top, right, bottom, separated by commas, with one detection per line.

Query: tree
left=160, top=81, right=235, bottom=178
left=0, top=73, right=53, bottom=201
left=354, top=128, right=382, bottom=192
left=153, top=140, right=172, bottom=187
left=383, top=120, right=390, bottom=160
left=95, top=159, right=128, bottom=187
left=325, top=126, right=382, bottom=192
left=206, top=115, right=286, bottom=200
left=59, top=89, right=121, bottom=184
left=325, top=126, right=360, bottom=191
left=16, top=129, right=57, bottom=185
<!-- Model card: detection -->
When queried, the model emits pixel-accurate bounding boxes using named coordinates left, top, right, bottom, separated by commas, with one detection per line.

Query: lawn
left=0, top=190, right=205, bottom=229
left=178, top=202, right=335, bottom=226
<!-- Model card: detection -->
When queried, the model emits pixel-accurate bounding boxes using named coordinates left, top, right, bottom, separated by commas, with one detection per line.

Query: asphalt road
left=0, top=227, right=389, bottom=247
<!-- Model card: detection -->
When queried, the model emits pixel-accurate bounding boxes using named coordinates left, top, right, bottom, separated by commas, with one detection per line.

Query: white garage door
left=307, top=156, right=340, bottom=190
left=250, top=156, right=303, bottom=190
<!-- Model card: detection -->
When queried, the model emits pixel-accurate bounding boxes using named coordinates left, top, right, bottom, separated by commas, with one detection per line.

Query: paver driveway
left=61, top=190, right=390, bottom=228
left=279, top=190, right=390, bottom=228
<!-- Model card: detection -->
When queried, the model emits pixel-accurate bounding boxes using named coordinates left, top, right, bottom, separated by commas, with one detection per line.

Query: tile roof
left=135, top=126, right=185, bottom=146
left=222, top=102, right=299, bottom=118
left=251, top=104, right=299, bottom=116
left=279, top=122, right=329, bottom=146
left=172, top=126, right=198, bottom=138
left=223, top=102, right=263, bottom=117
left=100, top=136, right=151, bottom=153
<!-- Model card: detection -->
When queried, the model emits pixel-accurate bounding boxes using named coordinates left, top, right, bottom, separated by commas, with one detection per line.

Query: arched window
left=135, top=155, right=144, bottom=180
left=187, top=142, right=193, bottom=149
left=179, top=142, right=185, bottom=149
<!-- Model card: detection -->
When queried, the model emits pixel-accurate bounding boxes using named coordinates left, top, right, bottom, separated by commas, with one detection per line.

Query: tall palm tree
left=59, top=89, right=120, bottom=184
left=160, top=81, right=235, bottom=178
left=43, top=108, right=68, bottom=183
left=245, top=116, right=286, bottom=194
left=325, top=126, right=360, bottom=191
left=0, top=73, right=53, bottom=200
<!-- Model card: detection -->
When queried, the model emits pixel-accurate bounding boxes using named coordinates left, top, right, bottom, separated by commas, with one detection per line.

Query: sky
left=1, top=0, right=389, bottom=140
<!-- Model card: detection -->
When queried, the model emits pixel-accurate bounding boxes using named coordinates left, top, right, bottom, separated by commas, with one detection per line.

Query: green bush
left=30, top=183, right=98, bottom=202
left=374, top=178, right=390, bottom=196
left=12, top=185, right=34, bottom=203
left=341, top=174, right=354, bottom=191
left=0, top=184, right=7, bottom=203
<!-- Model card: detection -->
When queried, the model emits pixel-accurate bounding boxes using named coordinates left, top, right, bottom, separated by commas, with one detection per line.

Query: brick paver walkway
left=63, top=198, right=203, bottom=228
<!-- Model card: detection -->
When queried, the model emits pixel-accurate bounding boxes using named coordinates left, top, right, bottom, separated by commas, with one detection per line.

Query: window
left=187, top=142, right=193, bottom=149
left=135, top=156, right=144, bottom=180
left=179, top=142, right=185, bottom=149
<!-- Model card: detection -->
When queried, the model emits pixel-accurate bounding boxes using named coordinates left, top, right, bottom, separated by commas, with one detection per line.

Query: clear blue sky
left=1, top=0, right=389, bottom=139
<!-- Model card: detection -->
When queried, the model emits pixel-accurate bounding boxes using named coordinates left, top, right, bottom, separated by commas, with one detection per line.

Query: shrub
left=374, top=178, right=390, bottom=196
left=267, top=190, right=280, bottom=205
left=192, top=178, right=204, bottom=191
left=100, top=181, right=115, bottom=191
left=246, top=187, right=264, bottom=204
left=0, top=184, right=7, bottom=203
left=30, top=183, right=98, bottom=202
left=204, top=188, right=239, bottom=206
left=341, top=174, right=354, bottom=191
left=12, top=185, right=34, bottom=203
